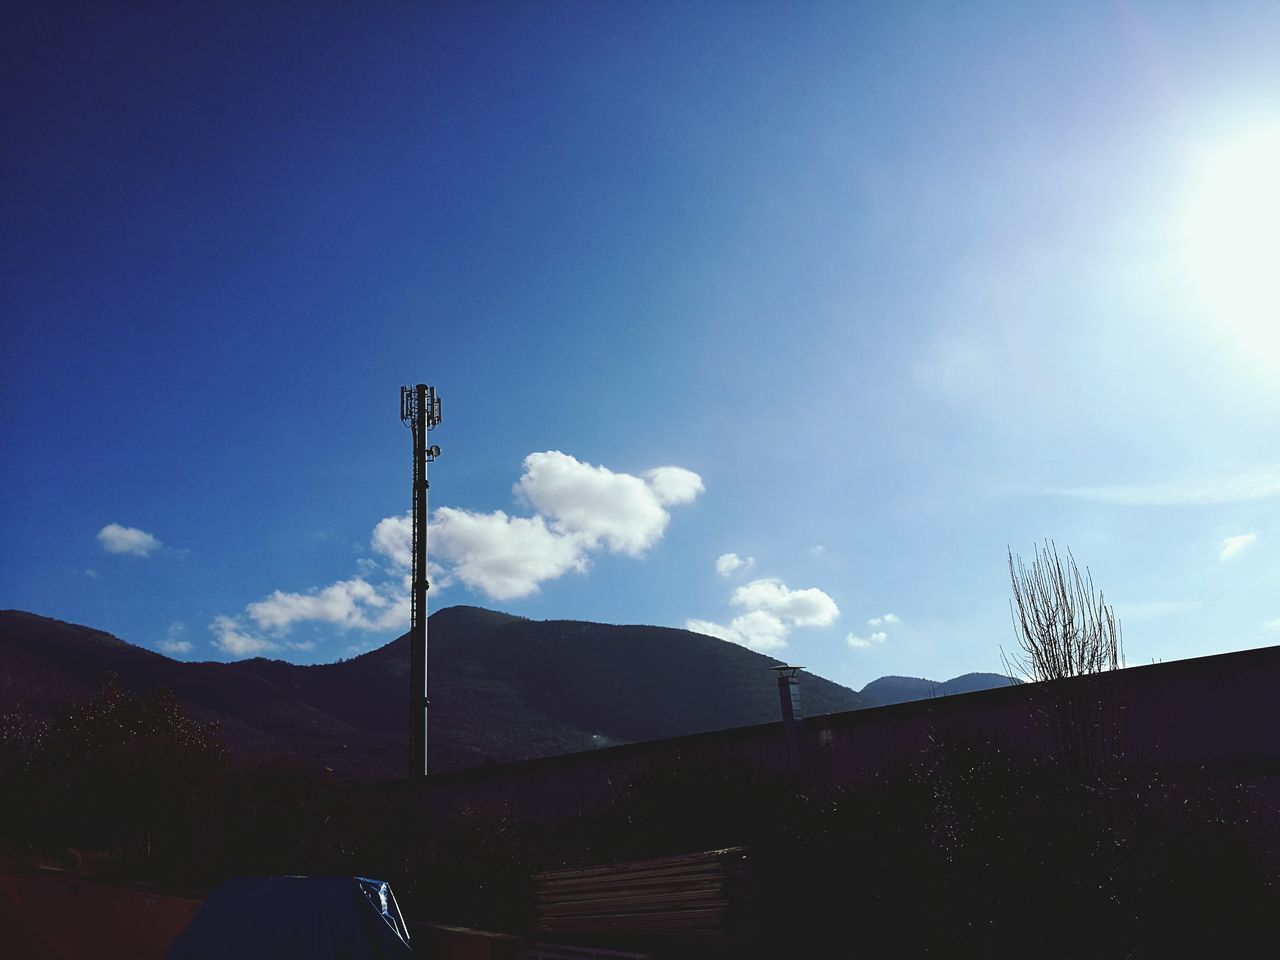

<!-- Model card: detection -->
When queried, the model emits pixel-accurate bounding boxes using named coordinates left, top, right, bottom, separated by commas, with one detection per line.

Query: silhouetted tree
left=1004, top=541, right=1126, bottom=775
left=1005, top=540, right=1123, bottom=681
left=22, top=677, right=228, bottom=865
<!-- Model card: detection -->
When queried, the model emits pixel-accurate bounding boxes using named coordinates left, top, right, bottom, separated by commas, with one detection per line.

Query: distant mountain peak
left=859, top=671, right=1019, bottom=707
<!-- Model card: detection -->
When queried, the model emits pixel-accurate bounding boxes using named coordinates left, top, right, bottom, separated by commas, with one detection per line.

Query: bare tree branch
left=1002, top=540, right=1124, bottom=682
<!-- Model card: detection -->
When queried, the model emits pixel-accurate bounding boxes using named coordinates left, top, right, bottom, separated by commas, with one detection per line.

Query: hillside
left=858, top=671, right=1019, bottom=707
left=0, top=606, right=865, bottom=779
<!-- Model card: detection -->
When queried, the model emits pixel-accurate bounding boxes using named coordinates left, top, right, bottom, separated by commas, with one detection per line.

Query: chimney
left=772, top=664, right=804, bottom=765
left=772, top=664, right=803, bottom=721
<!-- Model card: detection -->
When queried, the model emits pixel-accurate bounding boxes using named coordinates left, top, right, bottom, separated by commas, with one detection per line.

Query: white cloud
left=212, top=450, right=702, bottom=656
left=430, top=508, right=587, bottom=600
left=1219, top=533, right=1257, bottom=561
left=246, top=576, right=408, bottom=634
left=210, top=615, right=276, bottom=657
left=1053, top=468, right=1280, bottom=506
left=425, top=451, right=701, bottom=599
left=689, top=577, right=840, bottom=653
left=846, top=631, right=888, bottom=649
left=371, top=514, right=413, bottom=569
left=97, top=523, right=162, bottom=556
left=158, top=623, right=193, bottom=655
left=730, top=579, right=840, bottom=627
left=687, top=611, right=789, bottom=652
left=850, top=611, right=900, bottom=649
left=715, top=552, right=755, bottom=577
left=644, top=466, right=705, bottom=506
left=808, top=545, right=826, bottom=557
left=1265, top=618, right=1280, bottom=630
left=84, top=569, right=100, bottom=579
left=515, top=451, right=700, bottom=556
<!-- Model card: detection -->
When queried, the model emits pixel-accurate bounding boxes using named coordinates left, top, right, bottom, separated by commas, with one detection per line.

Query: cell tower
left=400, top=383, right=441, bottom=777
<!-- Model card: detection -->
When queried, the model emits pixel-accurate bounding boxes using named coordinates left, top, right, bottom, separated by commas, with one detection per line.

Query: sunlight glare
left=1182, top=126, right=1280, bottom=364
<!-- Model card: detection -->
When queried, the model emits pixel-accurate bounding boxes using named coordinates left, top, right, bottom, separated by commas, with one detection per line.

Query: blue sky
left=3, top=1, right=1279, bottom=691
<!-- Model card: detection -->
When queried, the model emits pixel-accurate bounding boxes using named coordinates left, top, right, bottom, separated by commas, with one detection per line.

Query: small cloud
left=288, top=640, right=317, bottom=652
left=158, top=621, right=192, bottom=655
left=155, top=619, right=190, bottom=660
left=688, top=577, right=840, bottom=653
left=687, top=611, right=789, bottom=652
left=210, top=615, right=276, bottom=658
left=809, top=545, right=826, bottom=557
left=643, top=466, right=705, bottom=506
left=1264, top=618, right=1280, bottom=630
left=371, top=514, right=414, bottom=570
left=97, top=523, right=162, bottom=557
left=516, top=451, right=702, bottom=556
left=730, top=578, right=840, bottom=627
left=1219, top=533, right=1257, bottom=561
left=246, top=576, right=408, bottom=634
left=84, top=569, right=100, bottom=579
left=850, top=610, right=898, bottom=648
left=715, top=552, right=755, bottom=577
left=846, top=631, right=888, bottom=649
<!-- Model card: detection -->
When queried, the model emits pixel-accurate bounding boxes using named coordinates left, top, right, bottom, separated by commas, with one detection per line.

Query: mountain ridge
left=3, top=606, right=1019, bottom=775
left=858, top=671, right=1020, bottom=706
left=1, top=605, right=865, bottom=778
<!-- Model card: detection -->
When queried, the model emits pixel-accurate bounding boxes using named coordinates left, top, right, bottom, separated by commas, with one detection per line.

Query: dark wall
left=362, top=644, right=1280, bottom=825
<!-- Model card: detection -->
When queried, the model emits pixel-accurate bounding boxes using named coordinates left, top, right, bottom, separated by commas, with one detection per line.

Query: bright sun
left=1182, top=126, right=1280, bottom=363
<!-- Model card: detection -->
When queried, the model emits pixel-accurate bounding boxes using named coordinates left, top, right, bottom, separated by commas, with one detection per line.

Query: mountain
left=0, top=606, right=865, bottom=779
left=858, top=672, right=1019, bottom=707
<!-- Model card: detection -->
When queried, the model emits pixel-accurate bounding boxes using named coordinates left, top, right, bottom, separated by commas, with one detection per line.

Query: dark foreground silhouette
left=2, top=679, right=1275, bottom=958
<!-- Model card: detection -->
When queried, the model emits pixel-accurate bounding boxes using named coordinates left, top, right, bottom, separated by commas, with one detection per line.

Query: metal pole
left=410, top=383, right=429, bottom=777
left=401, top=382, right=440, bottom=778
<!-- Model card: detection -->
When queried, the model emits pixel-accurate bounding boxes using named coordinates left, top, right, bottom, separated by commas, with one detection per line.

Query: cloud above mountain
left=514, top=452, right=703, bottom=556
left=847, top=612, right=901, bottom=650
left=430, top=509, right=587, bottom=600
left=210, top=451, right=703, bottom=655
left=431, top=452, right=704, bottom=599
left=688, top=576, right=840, bottom=653
left=247, top=576, right=409, bottom=633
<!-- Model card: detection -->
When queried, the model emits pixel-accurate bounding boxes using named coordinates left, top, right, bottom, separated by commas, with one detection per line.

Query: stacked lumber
left=533, top=848, right=753, bottom=943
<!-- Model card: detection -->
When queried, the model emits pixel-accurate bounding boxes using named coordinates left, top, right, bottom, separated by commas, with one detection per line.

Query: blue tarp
left=166, top=876, right=415, bottom=959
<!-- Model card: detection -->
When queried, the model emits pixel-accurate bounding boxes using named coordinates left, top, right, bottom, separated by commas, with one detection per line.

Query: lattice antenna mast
left=400, top=384, right=441, bottom=777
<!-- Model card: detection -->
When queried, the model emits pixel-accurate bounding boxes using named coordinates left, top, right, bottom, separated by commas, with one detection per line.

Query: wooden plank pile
left=532, top=847, right=754, bottom=944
